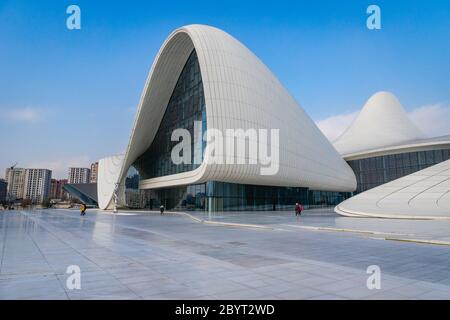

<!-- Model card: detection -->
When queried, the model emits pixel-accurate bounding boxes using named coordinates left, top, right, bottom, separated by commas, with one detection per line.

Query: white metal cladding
left=333, top=91, right=426, bottom=156
left=98, top=155, right=124, bottom=210
left=335, top=159, right=450, bottom=219
left=99, top=24, right=357, bottom=209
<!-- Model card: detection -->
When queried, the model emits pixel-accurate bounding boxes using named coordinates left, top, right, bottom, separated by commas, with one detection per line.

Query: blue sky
left=1, top=0, right=449, bottom=178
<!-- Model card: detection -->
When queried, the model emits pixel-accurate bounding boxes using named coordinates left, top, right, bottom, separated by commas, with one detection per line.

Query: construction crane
left=9, top=162, right=18, bottom=170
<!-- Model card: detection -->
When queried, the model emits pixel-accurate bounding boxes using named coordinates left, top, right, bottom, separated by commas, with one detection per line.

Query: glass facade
left=124, top=166, right=151, bottom=209
left=348, top=148, right=450, bottom=193
left=123, top=179, right=350, bottom=211
left=133, top=49, right=206, bottom=179
left=205, top=182, right=308, bottom=211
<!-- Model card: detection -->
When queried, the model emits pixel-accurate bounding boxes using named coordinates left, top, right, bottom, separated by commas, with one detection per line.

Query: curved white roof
left=335, top=159, right=450, bottom=220
left=98, top=24, right=356, bottom=209
left=333, top=91, right=426, bottom=156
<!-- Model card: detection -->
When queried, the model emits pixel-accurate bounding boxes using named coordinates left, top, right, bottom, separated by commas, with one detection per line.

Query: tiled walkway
left=1, top=209, right=450, bottom=300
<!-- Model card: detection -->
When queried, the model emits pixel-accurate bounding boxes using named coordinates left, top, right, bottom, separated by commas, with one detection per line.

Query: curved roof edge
left=343, top=135, right=450, bottom=160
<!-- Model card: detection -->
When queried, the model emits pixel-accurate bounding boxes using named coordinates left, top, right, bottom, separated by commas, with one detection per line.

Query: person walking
left=160, top=204, right=165, bottom=215
left=295, top=202, right=303, bottom=217
left=298, top=203, right=304, bottom=216
left=80, top=203, right=87, bottom=216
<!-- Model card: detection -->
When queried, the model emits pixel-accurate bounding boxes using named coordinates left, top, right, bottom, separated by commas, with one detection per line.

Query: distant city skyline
left=68, top=167, right=91, bottom=184
left=4, top=167, right=52, bottom=203
left=1, top=0, right=449, bottom=179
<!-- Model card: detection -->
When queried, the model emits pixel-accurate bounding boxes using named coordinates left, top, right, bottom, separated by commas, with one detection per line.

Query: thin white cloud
left=316, top=103, right=450, bottom=142
left=4, top=107, right=43, bottom=123
left=28, top=155, right=91, bottom=179
left=409, top=104, right=450, bottom=138
left=315, top=110, right=359, bottom=142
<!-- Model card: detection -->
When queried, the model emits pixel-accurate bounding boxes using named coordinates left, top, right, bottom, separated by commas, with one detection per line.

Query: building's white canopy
left=335, top=159, right=450, bottom=219
left=98, top=24, right=356, bottom=209
left=333, top=91, right=426, bottom=157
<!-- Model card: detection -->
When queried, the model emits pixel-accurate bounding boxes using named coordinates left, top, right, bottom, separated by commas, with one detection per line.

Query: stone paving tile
left=308, top=294, right=346, bottom=300
left=214, top=288, right=270, bottom=300
left=388, top=283, right=433, bottom=298
left=143, top=291, right=216, bottom=300
left=0, top=276, right=68, bottom=299
left=292, top=275, right=338, bottom=288
left=252, top=283, right=296, bottom=296
left=364, top=291, right=411, bottom=300
left=133, top=283, right=191, bottom=297
left=117, top=273, right=169, bottom=285
left=314, top=279, right=367, bottom=293
left=337, top=286, right=384, bottom=300
left=232, top=278, right=270, bottom=289
left=416, top=290, right=450, bottom=300
left=67, top=289, right=140, bottom=300
left=274, top=287, right=325, bottom=299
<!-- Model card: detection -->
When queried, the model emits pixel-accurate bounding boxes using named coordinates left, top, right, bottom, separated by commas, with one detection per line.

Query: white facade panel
left=97, top=155, right=124, bottom=210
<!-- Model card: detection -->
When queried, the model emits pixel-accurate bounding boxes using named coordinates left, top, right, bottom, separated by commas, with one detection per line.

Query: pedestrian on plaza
left=295, top=202, right=303, bottom=217
left=80, top=203, right=87, bottom=216
left=160, top=204, right=165, bottom=215
left=298, top=203, right=304, bottom=216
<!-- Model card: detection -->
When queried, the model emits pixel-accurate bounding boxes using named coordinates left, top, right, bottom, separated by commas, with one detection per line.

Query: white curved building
left=332, top=92, right=450, bottom=218
left=335, top=159, right=450, bottom=219
left=98, top=24, right=356, bottom=211
left=332, top=91, right=450, bottom=195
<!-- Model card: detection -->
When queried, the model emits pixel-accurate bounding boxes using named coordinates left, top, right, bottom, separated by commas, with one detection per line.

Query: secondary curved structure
left=335, top=159, right=450, bottom=219
left=333, top=91, right=426, bottom=156
left=333, top=91, right=450, bottom=218
left=98, top=24, right=356, bottom=211
left=333, top=91, right=450, bottom=194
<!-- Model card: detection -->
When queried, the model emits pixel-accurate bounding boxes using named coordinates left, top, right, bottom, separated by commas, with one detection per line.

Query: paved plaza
left=1, top=208, right=450, bottom=300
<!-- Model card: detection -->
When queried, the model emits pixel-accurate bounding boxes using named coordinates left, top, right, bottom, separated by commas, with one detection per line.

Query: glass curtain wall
left=348, top=148, right=450, bottom=193
left=132, top=49, right=206, bottom=179
left=142, top=181, right=350, bottom=212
